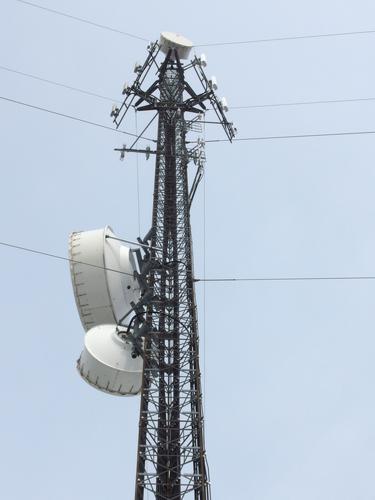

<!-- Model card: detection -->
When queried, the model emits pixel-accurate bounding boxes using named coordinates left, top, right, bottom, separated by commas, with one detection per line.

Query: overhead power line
left=15, top=0, right=149, bottom=41
left=3, top=94, right=375, bottom=145
left=0, top=95, right=155, bottom=141
left=195, top=275, right=375, bottom=283
left=205, top=129, right=375, bottom=143
left=4, top=64, right=375, bottom=113
left=0, top=64, right=119, bottom=103
left=1, top=240, right=375, bottom=284
left=4, top=63, right=375, bottom=112
left=195, top=29, right=375, bottom=47
left=230, top=96, right=375, bottom=110
left=0, top=240, right=134, bottom=276
left=14, top=1, right=375, bottom=49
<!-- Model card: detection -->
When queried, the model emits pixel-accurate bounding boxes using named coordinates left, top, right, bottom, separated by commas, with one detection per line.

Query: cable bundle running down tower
left=69, top=32, right=234, bottom=500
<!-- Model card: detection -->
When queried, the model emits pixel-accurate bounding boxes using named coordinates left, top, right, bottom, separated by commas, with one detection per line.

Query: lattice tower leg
left=134, top=66, right=209, bottom=500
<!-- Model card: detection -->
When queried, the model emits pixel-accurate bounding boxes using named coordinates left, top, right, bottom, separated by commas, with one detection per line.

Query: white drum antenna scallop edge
left=159, top=31, right=193, bottom=60
left=69, top=226, right=146, bottom=396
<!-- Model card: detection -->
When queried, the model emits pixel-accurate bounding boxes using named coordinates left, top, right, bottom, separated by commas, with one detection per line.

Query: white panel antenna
left=208, top=76, right=218, bottom=91
left=220, top=97, right=229, bottom=112
left=199, top=53, right=207, bottom=67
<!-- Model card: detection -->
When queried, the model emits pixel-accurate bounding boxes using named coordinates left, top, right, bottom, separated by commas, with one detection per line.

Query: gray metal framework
left=113, top=42, right=235, bottom=500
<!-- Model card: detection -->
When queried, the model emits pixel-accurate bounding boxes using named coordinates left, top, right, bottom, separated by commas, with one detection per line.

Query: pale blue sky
left=1, top=1, right=375, bottom=499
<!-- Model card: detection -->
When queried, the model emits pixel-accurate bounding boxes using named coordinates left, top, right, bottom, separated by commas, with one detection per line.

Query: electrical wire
left=0, top=240, right=135, bottom=277
left=129, top=113, right=158, bottom=150
left=105, top=235, right=162, bottom=252
left=229, top=96, right=375, bottom=110
left=195, top=29, right=375, bottom=47
left=0, top=64, right=119, bottom=103
left=1, top=240, right=375, bottom=284
left=195, top=275, right=375, bottom=283
left=135, top=110, right=141, bottom=237
left=15, top=1, right=375, bottom=49
left=2, top=64, right=375, bottom=116
left=4, top=94, right=375, bottom=146
left=0, top=95, right=156, bottom=141
left=14, top=1, right=375, bottom=48
left=15, top=0, right=149, bottom=42
left=205, top=129, right=375, bottom=143
left=203, top=133, right=207, bottom=414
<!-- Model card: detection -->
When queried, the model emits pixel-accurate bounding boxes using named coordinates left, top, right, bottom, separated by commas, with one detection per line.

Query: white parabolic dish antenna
left=77, top=324, right=143, bottom=396
left=69, top=226, right=139, bottom=331
left=159, top=32, right=193, bottom=60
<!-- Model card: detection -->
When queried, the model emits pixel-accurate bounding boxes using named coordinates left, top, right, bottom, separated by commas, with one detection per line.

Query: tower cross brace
left=135, top=55, right=209, bottom=500
left=113, top=39, right=235, bottom=500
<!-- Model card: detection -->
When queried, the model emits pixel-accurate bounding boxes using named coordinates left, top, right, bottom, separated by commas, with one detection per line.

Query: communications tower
left=70, top=32, right=235, bottom=500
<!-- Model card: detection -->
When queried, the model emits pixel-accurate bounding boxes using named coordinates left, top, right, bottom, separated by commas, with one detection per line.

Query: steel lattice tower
left=112, top=34, right=235, bottom=500
left=136, top=66, right=207, bottom=499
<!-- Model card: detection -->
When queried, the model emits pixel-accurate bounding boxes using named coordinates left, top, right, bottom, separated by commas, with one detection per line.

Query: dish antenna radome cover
left=69, top=226, right=139, bottom=331
left=77, top=324, right=143, bottom=396
left=159, top=32, right=193, bottom=60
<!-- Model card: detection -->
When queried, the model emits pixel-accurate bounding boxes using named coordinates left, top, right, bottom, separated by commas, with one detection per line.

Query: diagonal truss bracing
left=135, top=66, right=210, bottom=500
left=113, top=41, right=234, bottom=500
